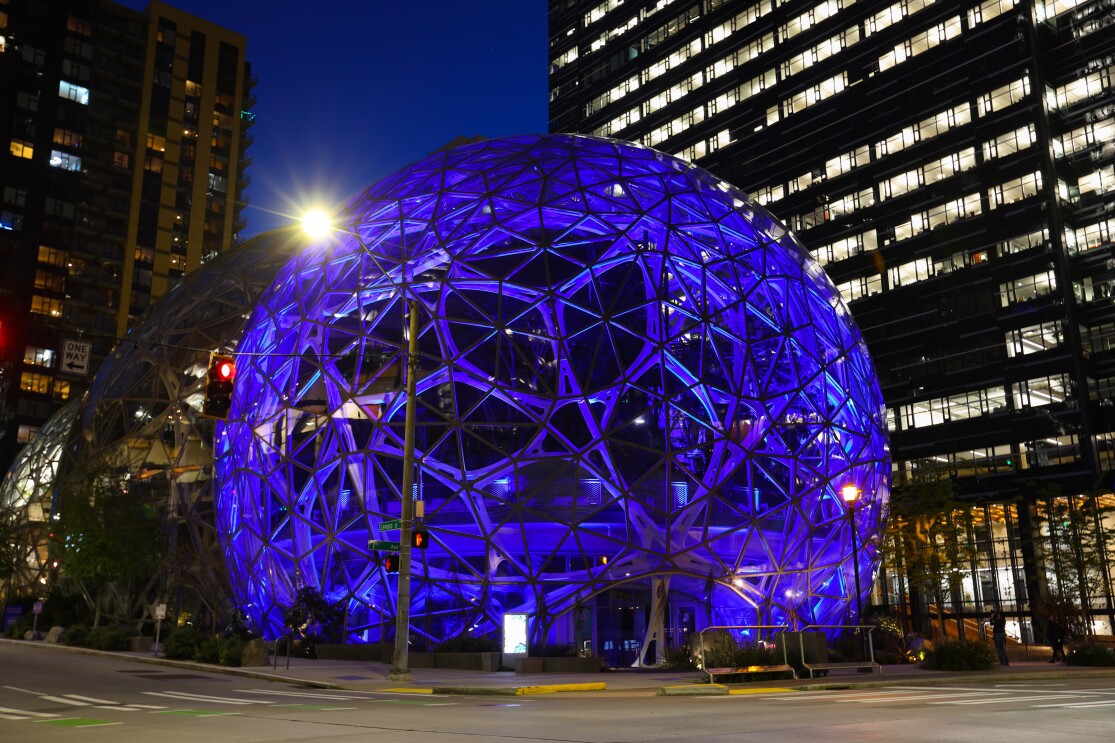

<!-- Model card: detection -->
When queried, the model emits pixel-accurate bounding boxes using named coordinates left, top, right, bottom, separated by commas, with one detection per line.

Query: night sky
left=116, top=1, right=549, bottom=237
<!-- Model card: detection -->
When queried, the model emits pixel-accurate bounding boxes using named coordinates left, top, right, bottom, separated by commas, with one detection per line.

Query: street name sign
left=369, top=540, right=401, bottom=551
left=379, top=519, right=402, bottom=530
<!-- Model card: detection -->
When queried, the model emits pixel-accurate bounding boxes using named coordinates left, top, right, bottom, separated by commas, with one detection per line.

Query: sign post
left=32, top=600, right=43, bottom=639
left=153, top=603, right=167, bottom=655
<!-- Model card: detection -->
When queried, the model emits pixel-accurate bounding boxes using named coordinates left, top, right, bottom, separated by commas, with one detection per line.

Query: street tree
left=54, top=460, right=164, bottom=627
left=885, top=478, right=977, bottom=640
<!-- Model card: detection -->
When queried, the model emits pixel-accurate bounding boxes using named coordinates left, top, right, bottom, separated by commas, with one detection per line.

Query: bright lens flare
left=302, top=210, right=332, bottom=239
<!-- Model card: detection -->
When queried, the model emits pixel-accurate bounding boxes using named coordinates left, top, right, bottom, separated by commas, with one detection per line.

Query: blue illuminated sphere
left=215, top=135, right=889, bottom=645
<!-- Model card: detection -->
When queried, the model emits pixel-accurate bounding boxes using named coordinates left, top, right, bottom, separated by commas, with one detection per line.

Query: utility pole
left=388, top=297, right=420, bottom=681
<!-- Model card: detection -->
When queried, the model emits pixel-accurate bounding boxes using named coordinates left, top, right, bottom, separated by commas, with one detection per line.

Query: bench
left=785, top=626, right=884, bottom=679
left=800, top=660, right=882, bottom=678
left=705, top=663, right=797, bottom=684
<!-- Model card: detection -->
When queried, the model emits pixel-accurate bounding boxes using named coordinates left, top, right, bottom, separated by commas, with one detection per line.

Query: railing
left=696, top=625, right=795, bottom=683
left=796, top=624, right=882, bottom=679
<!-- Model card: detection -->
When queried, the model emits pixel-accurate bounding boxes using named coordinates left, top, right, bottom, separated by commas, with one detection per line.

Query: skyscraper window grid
left=550, top=0, right=1115, bottom=640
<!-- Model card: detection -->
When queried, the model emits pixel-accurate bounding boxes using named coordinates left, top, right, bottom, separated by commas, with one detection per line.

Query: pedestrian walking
left=989, top=609, right=1009, bottom=666
left=1047, top=613, right=1066, bottom=663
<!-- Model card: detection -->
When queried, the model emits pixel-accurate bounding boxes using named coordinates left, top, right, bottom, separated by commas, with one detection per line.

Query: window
left=1000, top=271, right=1056, bottom=306
left=64, top=36, right=94, bottom=59
left=1006, top=321, right=1062, bottom=357
left=23, top=346, right=54, bottom=367
left=988, top=171, right=1043, bottom=207
left=44, top=198, right=75, bottom=219
left=10, top=139, right=33, bottom=159
left=49, top=150, right=82, bottom=172
left=58, top=80, right=90, bottom=105
left=38, top=245, right=68, bottom=267
left=20, top=371, right=51, bottom=394
left=33, top=271, right=65, bottom=293
left=0, top=210, right=24, bottom=231
left=3, top=186, right=27, bottom=207
left=53, top=128, right=83, bottom=149
left=16, top=91, right=40, bottom=111
left=53, top=379, right=71, bottom=401
left=30, top=295, right=64, bottom=318
left=67, top=15, right=94, bottom=36
left=17, top=425, right=39, bottom=444
left=21, top=44, right=45, bottom=66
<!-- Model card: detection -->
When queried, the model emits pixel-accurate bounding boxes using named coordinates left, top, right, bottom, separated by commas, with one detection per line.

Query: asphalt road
left=3, top=643, right=1115, bottom=742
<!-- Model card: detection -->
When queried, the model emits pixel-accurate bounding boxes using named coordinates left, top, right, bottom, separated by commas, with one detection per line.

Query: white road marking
left=236, top=688, right=370, bottom=700
left=1035, top=699, right=1115, bottom=709
left=34, top=718, right=122, bottom=728
left=64, top=694, right=120, bottom=705
left=851, top=691, right=1009, bottom=703
left=92, top=705, right=140, bottom=712
left=39, top=695, right=91, bottom=706
left=0, top=706, right=56, bottom=718
left=141, top=691, right=273, bottom=706
left=935, top=694, right=1090, bottom=705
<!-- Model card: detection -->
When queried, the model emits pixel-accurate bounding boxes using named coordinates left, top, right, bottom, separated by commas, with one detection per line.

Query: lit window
left=24, top=346, right=55, bottom=367
left=20, top=371, right=51, bottom=394
left=49, top=150, right=82, bottom=172
left=58, top=80, right=90, bottom=105
left=10, top=139, right=33, bottom=159
left=17, top=425, right=39, bottom=444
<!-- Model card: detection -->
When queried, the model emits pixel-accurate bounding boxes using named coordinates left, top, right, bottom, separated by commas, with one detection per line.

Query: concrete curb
left=658, top=684, right=728, bottom=696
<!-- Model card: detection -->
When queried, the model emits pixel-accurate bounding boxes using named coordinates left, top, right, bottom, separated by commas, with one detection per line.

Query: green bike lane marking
left=35, top=717, right=121, bottom=728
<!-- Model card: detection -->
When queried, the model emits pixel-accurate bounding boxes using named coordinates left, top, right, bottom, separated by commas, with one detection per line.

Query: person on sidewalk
left=989, top=609, right=1009, bottom=666
left=1046, top=613, right=1066, bottom=663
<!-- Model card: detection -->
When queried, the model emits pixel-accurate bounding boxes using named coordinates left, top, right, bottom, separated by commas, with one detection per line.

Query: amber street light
left=841, top=484, right=862, bottom=624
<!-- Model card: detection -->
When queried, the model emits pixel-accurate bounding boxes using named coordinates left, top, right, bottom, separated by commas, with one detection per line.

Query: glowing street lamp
left=841, top=484, right=862, bottom=624
left=301, top=209, right=333, bottom=240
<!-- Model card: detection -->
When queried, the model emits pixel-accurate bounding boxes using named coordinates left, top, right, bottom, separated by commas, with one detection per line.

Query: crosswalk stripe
left=933, top=694, right=1090, bottom=705
left=1035, top=699, right=1115, bottom=709
left=39, top=695, right=90, bottom=706
left=65, top=694, right=120, bottom=705
left=141, top=692, right=257, bottom=706
left=237, top=689, right=368, bottom=701
left=0, top=706, right=56, bottom=718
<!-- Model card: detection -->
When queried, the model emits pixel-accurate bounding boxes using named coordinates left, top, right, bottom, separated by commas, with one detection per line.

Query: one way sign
left=62, top=339, right=92, bottom=376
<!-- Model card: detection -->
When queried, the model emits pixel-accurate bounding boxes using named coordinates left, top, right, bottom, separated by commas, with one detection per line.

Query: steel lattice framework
left=0, top=233, right=299, bottom=613
left=216, top=134, right=890, bottom=645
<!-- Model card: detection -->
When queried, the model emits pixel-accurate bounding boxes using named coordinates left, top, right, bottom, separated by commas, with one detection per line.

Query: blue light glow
left=214, top=135, right=889, bottom=646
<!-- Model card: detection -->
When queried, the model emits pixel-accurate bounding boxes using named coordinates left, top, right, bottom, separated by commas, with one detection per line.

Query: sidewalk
left=8, top=639, right=1115, bottom=697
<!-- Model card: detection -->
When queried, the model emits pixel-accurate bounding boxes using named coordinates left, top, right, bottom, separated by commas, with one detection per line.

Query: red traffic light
left=215, top=358, right=235, bottom=382
left=412, top=529, right=429, bottom=549
left=384, top=553, right=400, bottom=573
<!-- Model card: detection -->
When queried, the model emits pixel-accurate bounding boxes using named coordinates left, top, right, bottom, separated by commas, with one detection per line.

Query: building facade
left=0, top=0, right=254, bottom=473
left=549, top=0, right=1115, bottom=638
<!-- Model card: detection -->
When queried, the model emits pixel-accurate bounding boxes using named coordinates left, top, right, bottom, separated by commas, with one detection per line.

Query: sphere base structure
left=215, top=135, right=890, bottom=654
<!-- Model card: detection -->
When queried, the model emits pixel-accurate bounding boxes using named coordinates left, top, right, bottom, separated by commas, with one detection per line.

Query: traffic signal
left=412, top=529, right=429, bottom=549
left=202, top=353, right=236, bottom=419
left=384, top=553, right=400, bottom=573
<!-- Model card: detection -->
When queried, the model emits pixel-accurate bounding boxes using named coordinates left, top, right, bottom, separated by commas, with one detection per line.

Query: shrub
left=87, top=626, right=130, bottom=651
left=698, top=631, right=740, bottom=668
left=659, top=644, right=696, bottom=670
left=195, top=637, right=221, bottom=664
left=164, top=626, right=205, bottom=660
left=433, top=634, right=500, bottom=653
left=918, top=639, right=996, bottom=671
left=220, top=636, right=245, bottom=667
left=64, top=624, right=90, bottom=647
left=1066, top=644, right=1115, bottom=667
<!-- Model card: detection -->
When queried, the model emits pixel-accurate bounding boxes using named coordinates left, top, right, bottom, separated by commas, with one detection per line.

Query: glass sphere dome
left=216, top=134, right=889, bottom=646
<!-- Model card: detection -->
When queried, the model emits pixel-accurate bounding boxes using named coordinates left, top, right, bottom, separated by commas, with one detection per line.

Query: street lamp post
left=300, top=210, right=419, bottom=680
left=841, top=484, right=862, bottom=622
left=841, top=484, right=864, bottom=660
left=388, top=297, right=420, bottom=681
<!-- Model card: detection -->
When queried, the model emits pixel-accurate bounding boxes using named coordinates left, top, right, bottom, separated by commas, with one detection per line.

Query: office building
left=549, top=0, right=1115, bottom=635
left=0, top=0, right=255, bottom=472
